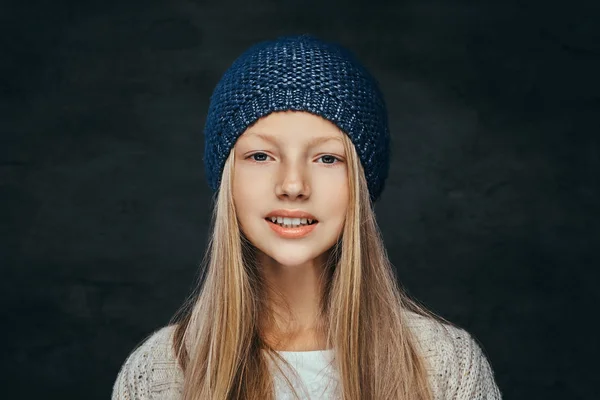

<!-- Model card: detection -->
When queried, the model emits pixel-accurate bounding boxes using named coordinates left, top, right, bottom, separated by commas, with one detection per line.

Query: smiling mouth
left=265, top=217, right=319, bottom=228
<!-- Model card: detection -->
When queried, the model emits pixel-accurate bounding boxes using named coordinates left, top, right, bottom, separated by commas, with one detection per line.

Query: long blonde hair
left=172, top=131, right=444, bottom=399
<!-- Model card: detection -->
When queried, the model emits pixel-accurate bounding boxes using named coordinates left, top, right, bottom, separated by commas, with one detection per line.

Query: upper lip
left=265, top=209, right=318, bottom=220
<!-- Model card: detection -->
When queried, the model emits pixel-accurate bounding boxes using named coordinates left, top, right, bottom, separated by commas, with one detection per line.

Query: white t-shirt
left=268, top=349, right=339, bottom=399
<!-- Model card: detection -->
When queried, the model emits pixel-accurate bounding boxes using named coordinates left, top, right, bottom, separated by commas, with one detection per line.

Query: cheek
left=232, top=169, right=267, bottom=224
left=312, top=171, right=349, bottom=205
left=311, top=173, right=349, bottom=237
left=234, top=164, right=271, bottom=191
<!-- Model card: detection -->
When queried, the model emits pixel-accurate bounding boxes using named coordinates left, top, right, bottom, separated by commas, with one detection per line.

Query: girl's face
left=232, top=111, right=349, bottom=268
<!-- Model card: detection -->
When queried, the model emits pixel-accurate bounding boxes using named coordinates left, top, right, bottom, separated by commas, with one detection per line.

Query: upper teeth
left=269, top=217, right=314, bottom=226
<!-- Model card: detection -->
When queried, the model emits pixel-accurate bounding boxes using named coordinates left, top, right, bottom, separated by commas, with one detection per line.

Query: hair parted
left=170, top=130, right=446, bottom=399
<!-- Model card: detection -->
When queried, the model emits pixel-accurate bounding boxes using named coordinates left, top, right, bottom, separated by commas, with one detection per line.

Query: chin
left=259, top=245, right=322, bottom=268
left=269, top=253, right=319, bottom=268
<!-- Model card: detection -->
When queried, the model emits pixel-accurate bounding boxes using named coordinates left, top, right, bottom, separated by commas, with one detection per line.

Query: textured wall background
left=2, top=0, right=598, bottom=398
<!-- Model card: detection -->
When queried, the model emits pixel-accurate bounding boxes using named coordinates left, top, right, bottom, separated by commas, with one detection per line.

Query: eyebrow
left=247, top=132, right=343, bottom=147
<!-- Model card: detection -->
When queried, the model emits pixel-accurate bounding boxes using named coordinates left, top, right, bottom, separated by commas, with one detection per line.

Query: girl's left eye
left=317, top=155, right=340, bottom=164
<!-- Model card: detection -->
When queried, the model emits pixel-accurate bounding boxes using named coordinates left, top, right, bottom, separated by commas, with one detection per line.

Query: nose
left=275, top=160, right=311, bottom=200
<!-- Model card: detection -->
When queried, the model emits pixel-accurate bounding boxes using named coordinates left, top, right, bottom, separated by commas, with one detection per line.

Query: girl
left=112, top=35, right=502, bottom=400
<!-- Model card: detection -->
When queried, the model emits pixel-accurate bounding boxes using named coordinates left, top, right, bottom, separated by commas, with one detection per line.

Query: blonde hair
left=171, top=131, right=445, bottom=399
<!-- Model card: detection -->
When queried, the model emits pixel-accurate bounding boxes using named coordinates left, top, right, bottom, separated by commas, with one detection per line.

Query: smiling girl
left=112, top=35, right=502, bottom=399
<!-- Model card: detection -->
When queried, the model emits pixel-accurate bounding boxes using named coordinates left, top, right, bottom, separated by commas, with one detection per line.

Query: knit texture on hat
left=203, top=34, right=390, bottom=202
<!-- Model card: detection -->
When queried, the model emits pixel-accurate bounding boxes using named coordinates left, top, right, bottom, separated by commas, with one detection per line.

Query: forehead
left=237, top=111, right=344, bottom=144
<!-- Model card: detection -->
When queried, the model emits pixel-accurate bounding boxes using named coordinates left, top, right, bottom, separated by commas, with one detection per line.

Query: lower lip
left=266, top=219, right=318, bottom=239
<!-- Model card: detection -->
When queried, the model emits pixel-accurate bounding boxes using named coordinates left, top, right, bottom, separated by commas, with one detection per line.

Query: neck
left=258, top=251, right=331, bottom=350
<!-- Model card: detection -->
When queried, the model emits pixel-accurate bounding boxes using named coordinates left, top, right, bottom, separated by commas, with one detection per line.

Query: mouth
left=264, top=216, right=319, bottom=228
left=265, top=213, right=319, bottom=239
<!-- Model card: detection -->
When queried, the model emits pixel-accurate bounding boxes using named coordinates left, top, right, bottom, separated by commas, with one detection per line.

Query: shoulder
left=112, top=325, right=184, bottom=400
left=404, top=311, right=503, bottom=400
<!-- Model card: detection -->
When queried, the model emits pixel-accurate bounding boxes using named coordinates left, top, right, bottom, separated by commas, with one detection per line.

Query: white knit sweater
left=112, top=312, right=502, bottom=399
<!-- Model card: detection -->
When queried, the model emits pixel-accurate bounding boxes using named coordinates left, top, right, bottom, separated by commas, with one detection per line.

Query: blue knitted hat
left=203, top=34, right=390, bottom=202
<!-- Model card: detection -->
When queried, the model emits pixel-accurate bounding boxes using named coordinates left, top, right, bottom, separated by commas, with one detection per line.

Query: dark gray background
left=2, top=0, right=599, bottom=398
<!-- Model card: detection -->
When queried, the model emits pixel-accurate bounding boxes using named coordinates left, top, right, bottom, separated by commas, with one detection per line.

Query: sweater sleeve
left=449, top=330, right=502, bottom=400
left=111, top=339, right=152, bottom=400
left=111, top=326, right=182, bottom=400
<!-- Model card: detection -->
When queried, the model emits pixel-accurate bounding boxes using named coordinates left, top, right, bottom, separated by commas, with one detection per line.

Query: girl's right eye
left=248, top=152, right=270, bottom=162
